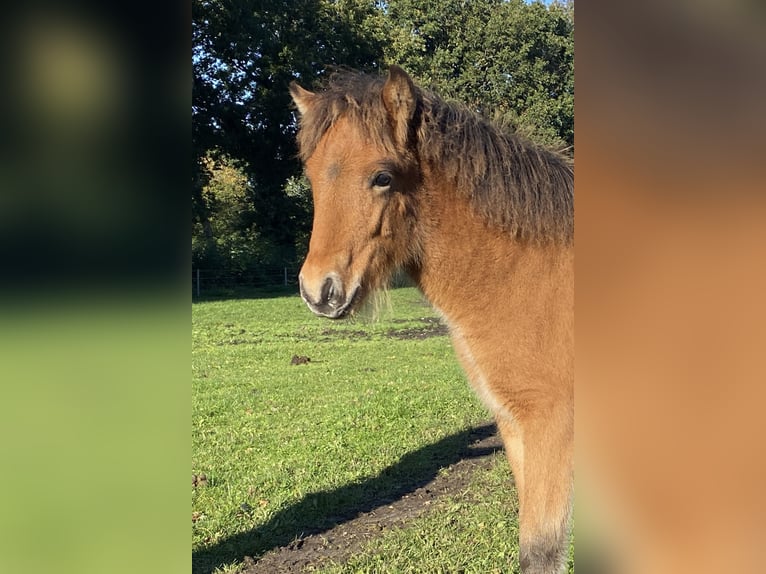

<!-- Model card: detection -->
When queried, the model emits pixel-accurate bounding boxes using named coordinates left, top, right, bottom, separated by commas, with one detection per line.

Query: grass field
left=192, top=287, right=573, bottom=573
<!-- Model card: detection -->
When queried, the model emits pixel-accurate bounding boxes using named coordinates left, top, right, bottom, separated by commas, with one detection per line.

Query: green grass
left=317, top=453, right=520, bottom=574
left=192, top=287, right=573, bottom=573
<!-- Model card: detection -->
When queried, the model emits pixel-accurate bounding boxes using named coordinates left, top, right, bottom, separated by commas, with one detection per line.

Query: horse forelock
left=295, top=70, right=573, bottom=245
left=295, top=71, right=398, bottom=162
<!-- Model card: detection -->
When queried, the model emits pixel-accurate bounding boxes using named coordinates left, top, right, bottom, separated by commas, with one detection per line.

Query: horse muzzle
left=298, top=272, right=361, bottom=319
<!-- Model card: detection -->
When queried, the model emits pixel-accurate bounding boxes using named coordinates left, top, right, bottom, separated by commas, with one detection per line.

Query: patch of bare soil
left=309, top=317, right=448, bottom=343
left=318, top=328, right=371, bottom=341
left=385, top=317, right=449, bottom=340
left=238, top=427, right=503, bottom=573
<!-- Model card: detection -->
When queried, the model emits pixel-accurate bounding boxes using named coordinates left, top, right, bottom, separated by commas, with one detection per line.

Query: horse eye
left=372, top=172, right=392, bottom=188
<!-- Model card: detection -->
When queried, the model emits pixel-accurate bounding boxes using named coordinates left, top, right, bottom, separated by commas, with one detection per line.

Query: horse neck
left=409, top=174, right=573, bottom=332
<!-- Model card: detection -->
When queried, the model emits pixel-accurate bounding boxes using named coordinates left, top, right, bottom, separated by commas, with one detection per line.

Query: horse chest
left=448, top=324, right=513, bottom=421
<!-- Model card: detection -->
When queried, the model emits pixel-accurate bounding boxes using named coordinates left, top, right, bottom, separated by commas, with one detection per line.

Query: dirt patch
left=385, top=317, right=449, bottom=340
left=238, top=427, right=503, bottom=573
left=292, top=328, right=372, bottom=342
left=385, top=324, right=449, bottom=340
left=220, top=338, right=264, bottom=346
left=292, top=318, right=448, bottom=342
left=320, top=328, right=370, bottom=339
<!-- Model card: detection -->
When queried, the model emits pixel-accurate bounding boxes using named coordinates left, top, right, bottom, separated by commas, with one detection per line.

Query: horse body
left=290, top=66, right=573, bottom=574
left=412, top=173, right=574, bottom=574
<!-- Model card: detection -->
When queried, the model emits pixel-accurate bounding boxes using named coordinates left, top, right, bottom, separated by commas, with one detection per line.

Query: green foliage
left=193, top=153, right=288, bottom=271
left=282, top=174, right=313, bottom=263
left=381, top=0, right=574, bottom=148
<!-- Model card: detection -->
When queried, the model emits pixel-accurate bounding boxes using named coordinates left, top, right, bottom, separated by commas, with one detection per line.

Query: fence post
left=196, top=268, right=200, bottom=298
left=284, top=267, right=288, bottom=286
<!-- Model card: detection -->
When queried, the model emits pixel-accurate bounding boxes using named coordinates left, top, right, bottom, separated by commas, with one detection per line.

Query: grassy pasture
left=192, top=287, right=573, bottom=573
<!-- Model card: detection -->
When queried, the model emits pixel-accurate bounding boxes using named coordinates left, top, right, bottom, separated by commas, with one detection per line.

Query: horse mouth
left=303, top=282, right=363, bottom=320
left=332, top=284, right=362, bottom=319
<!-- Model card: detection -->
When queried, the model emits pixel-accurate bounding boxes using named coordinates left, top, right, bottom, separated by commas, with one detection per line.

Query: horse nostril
left=320, top=277, right=332, bottom=304
left=319, top=275, right=344, bottom=309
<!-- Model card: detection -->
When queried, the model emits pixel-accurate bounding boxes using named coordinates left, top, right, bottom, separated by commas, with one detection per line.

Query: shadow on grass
left=192, top=422, right=501, bottom=574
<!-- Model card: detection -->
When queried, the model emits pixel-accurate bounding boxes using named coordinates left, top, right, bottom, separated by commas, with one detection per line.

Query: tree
left=193, top=153, right=266, bottom=272
left=381, top=0, right=574, bottom=148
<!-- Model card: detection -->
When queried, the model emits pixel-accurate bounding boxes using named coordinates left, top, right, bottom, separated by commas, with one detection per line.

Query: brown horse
left=290, top=66, right=573, bottom=574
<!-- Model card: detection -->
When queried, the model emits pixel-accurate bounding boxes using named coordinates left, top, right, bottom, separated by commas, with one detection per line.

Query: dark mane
left=295, top=70, right=574, bottom=245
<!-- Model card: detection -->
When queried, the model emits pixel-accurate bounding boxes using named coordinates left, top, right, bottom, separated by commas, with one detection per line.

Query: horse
left=289, top=65, right=573, bottom=574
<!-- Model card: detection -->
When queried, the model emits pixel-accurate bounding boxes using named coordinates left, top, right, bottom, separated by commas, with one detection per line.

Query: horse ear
left=382, top=65, right=417, bottom=146
left=290, top=82, right=316, bottom=116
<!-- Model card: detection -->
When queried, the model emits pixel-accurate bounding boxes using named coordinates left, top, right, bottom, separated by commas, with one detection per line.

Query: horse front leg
left=499, top=399, right=573, bottom=574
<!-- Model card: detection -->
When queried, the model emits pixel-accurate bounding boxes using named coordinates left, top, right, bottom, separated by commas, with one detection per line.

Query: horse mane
left=295, top=70, right=574, bottom=245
